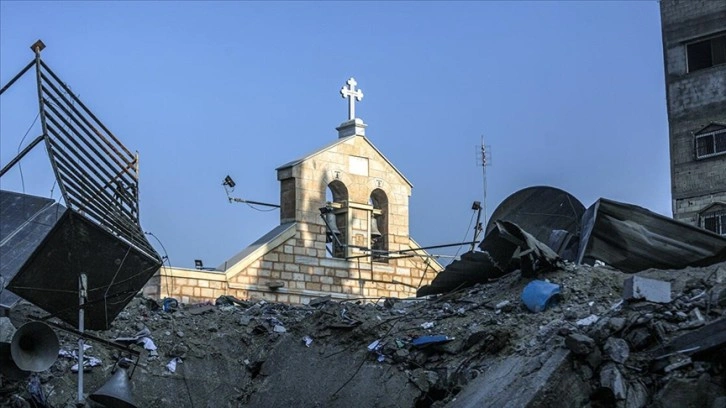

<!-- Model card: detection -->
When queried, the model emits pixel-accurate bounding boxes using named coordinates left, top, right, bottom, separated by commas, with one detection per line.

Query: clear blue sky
left=0, top=1, right=669, bottom=269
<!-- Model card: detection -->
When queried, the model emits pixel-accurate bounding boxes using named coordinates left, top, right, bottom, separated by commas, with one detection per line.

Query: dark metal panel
left=418, top=221, right=562, bottom=297
left=485, top=186, right=585, bottom=245
left=417, top=251, right=500, bottom=297
left=6, top=208, right=161, bottom=330
left=0, top=191, right=64, bottom=309
left=577, top=198, right=726, bottom=273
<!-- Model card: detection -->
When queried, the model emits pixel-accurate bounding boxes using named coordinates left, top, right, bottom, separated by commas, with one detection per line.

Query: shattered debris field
left=3, top=261, right=726, bottom=407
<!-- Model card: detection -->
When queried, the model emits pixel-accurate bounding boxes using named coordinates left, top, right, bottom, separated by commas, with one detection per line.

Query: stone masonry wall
left=223, top=221, right=432, bottom=305
left=152, top=221, right=434, bottom=305
left=661, top=0, right=726, bottom=221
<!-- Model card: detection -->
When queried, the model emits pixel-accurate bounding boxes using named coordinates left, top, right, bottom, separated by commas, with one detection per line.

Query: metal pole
left=77, top=273, right=87, bottom=406
left=470, top=204, right=483, bottom=252
left=481, top=136, right=488, bottom=230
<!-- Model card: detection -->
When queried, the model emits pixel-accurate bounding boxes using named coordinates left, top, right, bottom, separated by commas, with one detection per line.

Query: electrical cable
left=13, top=112, right=40, bottom=193
left=245, top=201, right=278, bottom=212
left=451, top=208, right=477, bottom=261
left=144, top=231, right=174, bottom=296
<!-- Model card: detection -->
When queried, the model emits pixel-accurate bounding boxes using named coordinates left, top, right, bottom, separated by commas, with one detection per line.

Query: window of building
left=703, top=211, right=726, bottom=235
left=687, top=33, right=726, bottom=72
left=695, top=127, right=726, bottom=159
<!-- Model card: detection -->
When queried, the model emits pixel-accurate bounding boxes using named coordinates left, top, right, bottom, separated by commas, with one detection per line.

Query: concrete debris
left=0, top=317, right=15, bottom=343
left=565, top=333, right=596, bottom=355
left=576, top=314, right=600, bottom=327
left=2, top=261, right=726, bottom=407
left=600, top=362, right=627, bottom=400
left=603, top=337, right=630, bottom=364
left=623, top=275, right=672, bottom=303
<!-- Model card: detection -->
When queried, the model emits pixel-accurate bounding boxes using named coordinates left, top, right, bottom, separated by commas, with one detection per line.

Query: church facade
left=144, top=78, right=441, bottom=304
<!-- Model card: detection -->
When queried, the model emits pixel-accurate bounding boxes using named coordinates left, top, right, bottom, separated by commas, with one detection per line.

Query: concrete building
left=660, top=0, right=726, bottom=235
left=145, top=78, right=441, bottom=304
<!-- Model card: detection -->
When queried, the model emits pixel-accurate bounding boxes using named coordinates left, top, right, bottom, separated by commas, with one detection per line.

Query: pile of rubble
left=2, top=260, right=726, bottom=407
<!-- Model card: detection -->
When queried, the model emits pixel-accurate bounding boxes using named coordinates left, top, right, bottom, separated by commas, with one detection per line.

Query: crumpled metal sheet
left=417, top=221, right=561, bottom=297
left=577, top=198, right=726, bottom=273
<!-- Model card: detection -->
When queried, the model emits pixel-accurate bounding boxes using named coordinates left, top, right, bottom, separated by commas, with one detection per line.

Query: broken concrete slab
left=248, top=335, right=421, bottom=408
left=623, top=276, right=671, bottom=303
left=653, top=317, right=726, bottom=360
left=651, top=375, right=724, bottom=408
left=565, top=333, right=596, bottom=355
left=448, top=348, right=587, bottom=408
left=600, top=362, right=626, bottom=400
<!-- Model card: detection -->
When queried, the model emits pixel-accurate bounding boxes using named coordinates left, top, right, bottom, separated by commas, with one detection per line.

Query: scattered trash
left=521, top=280, right=561, bottom=313
left=576, top=314, right=599, bottom=327
left=367, top=339, right=382, bottom=352
left=159, top=297, right=177, bottom=313
left=71, top=356, right=102, bottom=372
left=273, top=325, right=287, bottom=333
left=302, top=335, right=313, bottom=347
left=421, top=321, right=435, bottom=329
left=140, top=337, right=157, bottom=351
left=166, top=357, right=182, bottom=373
left=412, top=335, right=454, bottom=347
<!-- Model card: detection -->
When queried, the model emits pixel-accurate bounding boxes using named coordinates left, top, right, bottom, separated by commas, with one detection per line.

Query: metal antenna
left=476, top=136, right=492, bottom=230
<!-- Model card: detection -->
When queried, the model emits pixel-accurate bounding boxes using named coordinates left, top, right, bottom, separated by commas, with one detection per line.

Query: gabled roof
left=217, top=222, right=297, bottom=275
left=275, top=135, right=413, bottom=188
left=699, top=201, right=726, bottom=215
left=695, top=122, right=726, bottom=135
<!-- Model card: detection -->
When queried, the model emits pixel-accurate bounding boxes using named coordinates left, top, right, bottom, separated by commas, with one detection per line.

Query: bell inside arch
left=323, top=212, right=341, bottom=236
left=370, top=215, right=382, bottom=238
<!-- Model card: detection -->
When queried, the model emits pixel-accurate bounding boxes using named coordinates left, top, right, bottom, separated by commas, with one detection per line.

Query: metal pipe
left=470, top=204, right=483, bottom=252
left=344, top=241, right=477, bottom=260
left=40, top=78, right=137, bottom=180
left=229, top=197, right=280, bottom=208
left=77, top=274, right=87, bottom=406
left=41, top=84, right=137, bottom=186
left=0, top=59, right=34, bottom=96
left=39, top=60, right=135, bottom=160
left=0, top=134, right=44, bottom=178
left=33, top=41, right=71, bottom=208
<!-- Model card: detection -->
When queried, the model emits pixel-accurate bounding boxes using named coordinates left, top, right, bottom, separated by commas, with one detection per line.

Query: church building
left=145, top=78, right=442, bottom=304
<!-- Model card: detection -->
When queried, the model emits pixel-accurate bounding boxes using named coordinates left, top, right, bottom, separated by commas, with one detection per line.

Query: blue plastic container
left=521, top=280, right=561, bottom=313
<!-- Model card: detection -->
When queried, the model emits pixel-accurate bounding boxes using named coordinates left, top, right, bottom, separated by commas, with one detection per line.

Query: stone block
left=603, top=337, right=630, bottom=364
left=565, top=333, right=596, bottom=355
left=623, top=276, right=671, bottom=303
left=600, top=362, right=626, bottom=400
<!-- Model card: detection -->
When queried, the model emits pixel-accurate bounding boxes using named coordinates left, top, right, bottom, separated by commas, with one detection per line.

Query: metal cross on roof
left=340, top=77, right=363, bottom=121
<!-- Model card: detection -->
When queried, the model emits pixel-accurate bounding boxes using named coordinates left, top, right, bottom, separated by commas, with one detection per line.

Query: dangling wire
left=14, top=112, right=40, bottom=193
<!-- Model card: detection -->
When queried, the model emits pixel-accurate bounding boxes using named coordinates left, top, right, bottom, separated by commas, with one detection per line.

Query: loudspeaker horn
left=0, top=342, right=29, bottom=379
left=10, top=321, right=59, bottom=372
left=89, top=366, right=138, bottom=408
